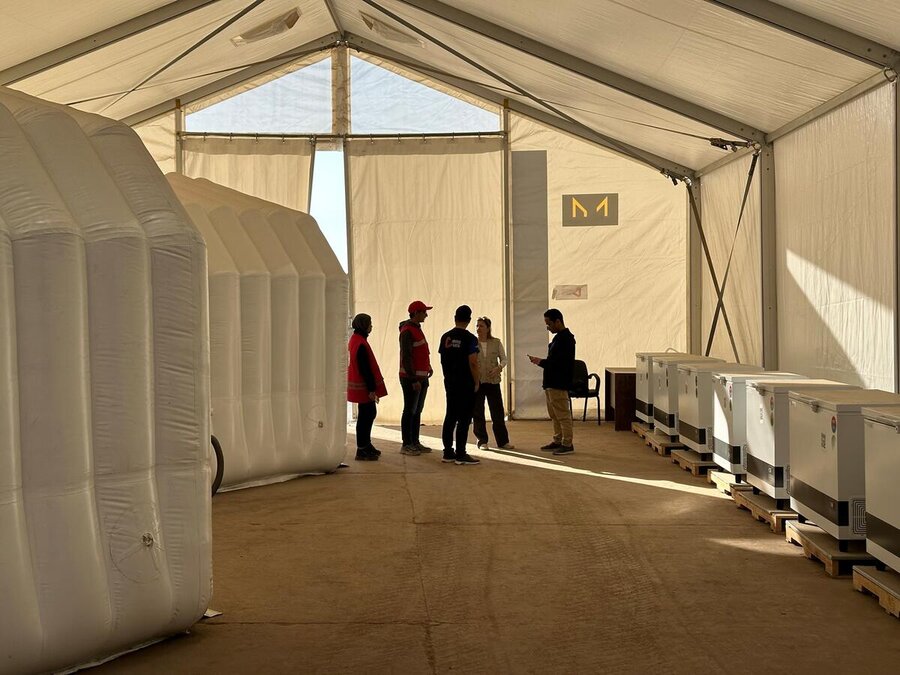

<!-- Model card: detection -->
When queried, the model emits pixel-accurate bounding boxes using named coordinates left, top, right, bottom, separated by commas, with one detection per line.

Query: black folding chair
left=568, top=360, right=601, bottom=425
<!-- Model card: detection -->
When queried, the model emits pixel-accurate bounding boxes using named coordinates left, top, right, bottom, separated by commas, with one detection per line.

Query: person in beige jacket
left=473, top=316, right=514, bottom=450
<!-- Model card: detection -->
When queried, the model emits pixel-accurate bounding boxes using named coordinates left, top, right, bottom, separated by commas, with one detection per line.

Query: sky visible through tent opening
left=187, top=56, right=500, bottom=271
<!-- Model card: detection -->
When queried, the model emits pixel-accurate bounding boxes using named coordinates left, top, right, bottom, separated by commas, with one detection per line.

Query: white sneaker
left=476, top=441, right=490, bottom=450
left=499, top=443, right=515, bottom=450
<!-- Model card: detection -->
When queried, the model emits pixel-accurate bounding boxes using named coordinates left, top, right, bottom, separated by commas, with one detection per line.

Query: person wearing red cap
left=398, top=300, right=434, bottom=455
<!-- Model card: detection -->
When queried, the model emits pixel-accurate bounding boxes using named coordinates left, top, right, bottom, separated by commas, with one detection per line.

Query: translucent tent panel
left=700, top=154, right=762, bottom=365
left=132, top=111, right=176, bottom=173
left=186, top=55, right=332, bottom=134
left=183, top=136, right=313, bottom=212
left=10, top=0, right=335, bottom=120
left=392, top=0, right=877, bottom=131
left=336, top=0, right=760, bottom=169
left=774, top=0, right=900, bottom=50
left=347, top=136, right=504, bottom=425
left=350, top=55, right=499, bottom=133
left=775, top=83, right=895, bottom=390
left=509, top=113, right=688, bottom=416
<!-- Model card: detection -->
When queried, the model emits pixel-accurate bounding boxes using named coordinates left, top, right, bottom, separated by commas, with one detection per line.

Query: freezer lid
left=652, top=355, right=725, bottom=366
left=718, top=371, right=799, bottom=386
left=751, top=379, right=855, bottom=394
left=788, top=388, right=900, bottom=411
left=680, top=362, right=755, bottom=375
left=862, top=405, right=900, bottom=427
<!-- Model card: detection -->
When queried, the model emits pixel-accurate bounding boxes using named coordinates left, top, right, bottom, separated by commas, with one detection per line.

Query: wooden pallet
left=853, top=566, right=900, bottom=619
left=733, top=489, right=798, bottom=534
left=671, top=448, right=718, bottom=476
left=708, top=470, right=753, bottom=496
left=646, top=430, right=683, bottom=456
left=785, top=520, right=874, bottom=577
left=631, top=420, right=651, bottom=440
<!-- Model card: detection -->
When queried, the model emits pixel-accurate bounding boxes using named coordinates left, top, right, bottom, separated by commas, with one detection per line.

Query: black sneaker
left=368, top=445, right=382, bottom=457
left=355, top=448, right=378, bottom=461
left=540, top=442, right=562, bottom=451
left=415, top=442, right=433, bottom=453
left=441, top=451, right=456, bottom=463
left=455, top=454, right=481, bottom=465
left=552, top=445, right=574, bottom=455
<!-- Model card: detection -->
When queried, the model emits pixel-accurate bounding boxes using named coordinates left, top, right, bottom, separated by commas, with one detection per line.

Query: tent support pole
left=760, top=143, right=778, bottom=369
left=687, top=181, right=703, bottom=354
left=501, top=102, right=515, bottom=417
left=174, top=99, right=184, bottom=174
left=895, top=82, right=900, bottom=392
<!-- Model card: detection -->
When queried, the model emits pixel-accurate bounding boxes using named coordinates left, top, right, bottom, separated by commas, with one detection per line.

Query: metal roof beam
left=390, top=0, right=764, bottom=142
left=121, top=33, right=340, bottom=126
left=706, top=0, right=900, bottom=69
left=0, top=0, right=221, bottom=86
left=346, top=34, right=695, bottom=181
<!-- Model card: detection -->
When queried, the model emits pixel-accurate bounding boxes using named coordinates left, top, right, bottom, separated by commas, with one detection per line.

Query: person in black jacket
left=528, top=308, right=576, bottom=455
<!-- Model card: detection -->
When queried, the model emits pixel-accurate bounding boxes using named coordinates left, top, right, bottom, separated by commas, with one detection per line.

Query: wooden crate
left=853, top=566, right=900, bottom=619
left=646, top=430, right=683, bottom=456
left=785, top=520, right=875, bottom=577
left=631, top=420, right=651, bottom=440
left=733, top=489, right=798, bottom=534
left=671, top=449, right=718, bottom=476
left=708, top=470, right=753, bottom=496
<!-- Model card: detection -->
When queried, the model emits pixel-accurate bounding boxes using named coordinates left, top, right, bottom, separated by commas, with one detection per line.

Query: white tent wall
left=133, top=112, right=176, bottom=174
left=183, top=135, right=314, bottom=212
left=699, top=153, right=762, bottom=365
left=0, top=88, right=210, bottom=674
left=347, top=135, right=504, bottom=424
left=509, top=114, right=688, bottom=418
left=775, top=83, right=895, bottom=390
left=169, top=175, right=347, bottom=481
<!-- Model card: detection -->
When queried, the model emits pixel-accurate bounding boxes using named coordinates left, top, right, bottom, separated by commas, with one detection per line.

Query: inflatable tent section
left=0, top=88, right=211, bottom=674
left=167, top=175, right=348, bottom=489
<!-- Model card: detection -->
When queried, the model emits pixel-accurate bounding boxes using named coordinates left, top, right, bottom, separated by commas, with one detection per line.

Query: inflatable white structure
left=167, top=175, right=348, bottom=489
left=0, top=89, right=211, bottom=674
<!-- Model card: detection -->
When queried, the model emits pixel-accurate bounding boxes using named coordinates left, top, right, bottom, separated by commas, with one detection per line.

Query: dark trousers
left=356, top=401, right=377, bottom=449
left=472, top=383, right=509, bottom=446
left=400, top=378, right=429, bottom=445
left=443, top=385, right=475, bottom=456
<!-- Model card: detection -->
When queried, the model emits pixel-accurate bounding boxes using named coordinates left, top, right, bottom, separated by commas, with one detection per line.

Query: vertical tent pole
left=894, top=81, right=900, bottom=391
left=501, top=102, right=514, bottom=416
left=687, top=181, right=702, bottom=353
left=306, top=137, right=317, bottom=214
left=174, top=98, right=184, bottom=174
left=760, top=143, right=778, bottom=369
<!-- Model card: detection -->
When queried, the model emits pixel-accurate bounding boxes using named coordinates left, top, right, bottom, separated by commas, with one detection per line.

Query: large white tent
left=3, top=0, right=896, bottom=421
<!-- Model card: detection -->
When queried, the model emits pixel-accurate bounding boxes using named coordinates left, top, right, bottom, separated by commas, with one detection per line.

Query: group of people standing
left=347, top=301, right=577, bottom=463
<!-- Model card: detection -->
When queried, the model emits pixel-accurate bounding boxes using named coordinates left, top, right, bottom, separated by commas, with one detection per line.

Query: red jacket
left=347, top=333, right=387, bottom=403
left=399, top=321, right=430, bottom=379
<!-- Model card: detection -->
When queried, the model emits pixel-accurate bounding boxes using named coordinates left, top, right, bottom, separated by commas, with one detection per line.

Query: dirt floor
left=96, top=420, right=900, bottom=674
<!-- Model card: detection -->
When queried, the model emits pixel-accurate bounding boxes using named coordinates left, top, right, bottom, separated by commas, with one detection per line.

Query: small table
left=605, top=367, right=636, bottom=431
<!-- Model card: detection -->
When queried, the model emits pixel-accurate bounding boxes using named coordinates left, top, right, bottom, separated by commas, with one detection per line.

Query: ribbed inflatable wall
left=0, top=89, right=211, bottom=674
left=167, top=175, right=348, bottom=488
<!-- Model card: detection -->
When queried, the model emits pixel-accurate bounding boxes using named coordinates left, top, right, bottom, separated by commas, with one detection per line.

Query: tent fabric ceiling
left=2, top=0, right=895, bottom=171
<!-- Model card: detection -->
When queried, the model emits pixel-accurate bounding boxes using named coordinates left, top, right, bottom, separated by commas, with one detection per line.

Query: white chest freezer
left=745, top=380, right=857, bottom=501
left=788, top=388, right=900, bottom=541
left=711, top=371, right=801, bottom=473
left=677, top=363, right=762, bottom=454
left=861, top=405, right=900, bottom=571
left=635, top=352, right=682, bottom=425
left=651, top=355, right=724, bottom=437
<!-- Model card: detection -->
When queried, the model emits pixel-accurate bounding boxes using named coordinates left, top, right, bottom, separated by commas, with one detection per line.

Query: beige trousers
left=545, top=388, right=573, bottom=446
